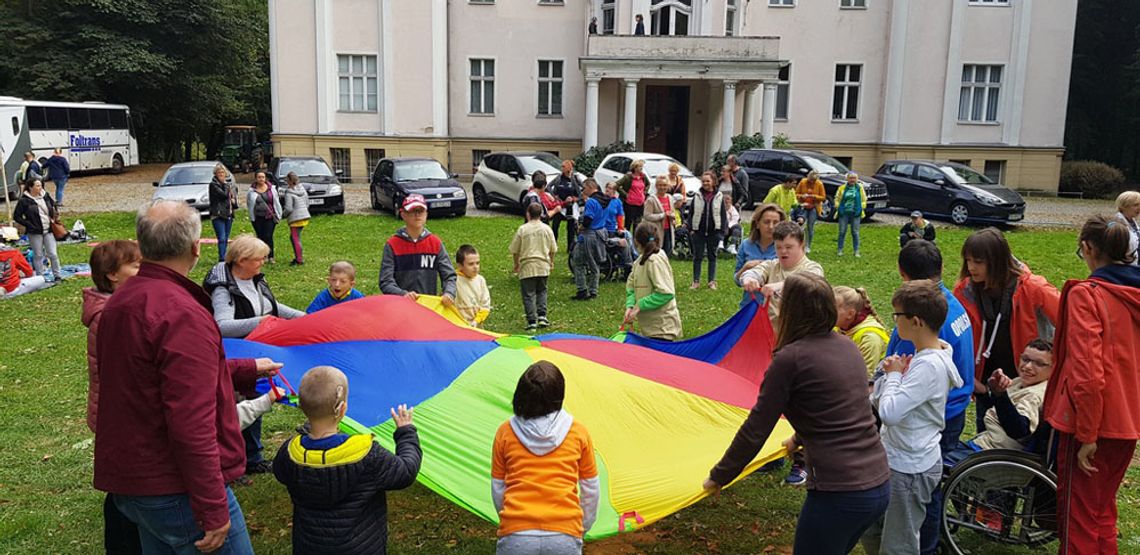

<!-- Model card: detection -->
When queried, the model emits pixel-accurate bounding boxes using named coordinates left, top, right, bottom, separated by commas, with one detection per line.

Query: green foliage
left=1059, top=160, right=1126, bottom=199
left=572, top=141, right=635, bottom=177
left=708, top=133, right=791, bottom=174
left=0, top=0, right=270, bottom=162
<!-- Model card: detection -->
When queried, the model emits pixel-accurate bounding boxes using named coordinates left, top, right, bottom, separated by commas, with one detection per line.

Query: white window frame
left=468, top=0, right=493, bottom=4
left=775, top=64, right=791, bottom=121
left=958, top=64, right=1003, bottom=124
left=726, top=0, right=738, bottom=36
left=537, top=0, right=564, bottom=4
left=831, top=63, right=862, bottom=122
left=840, top=0, right=866, bottom=8
left=336, top=53, right=378, bottom=113
left=768, top=0, right=795, bottom=7
left=468, top=57, right=496, bottom=116
left=601, top=0, right=616, bottom=34
left=536, top=59, right=564, bottom=118
left=968, top=0, right=1009, bottom=5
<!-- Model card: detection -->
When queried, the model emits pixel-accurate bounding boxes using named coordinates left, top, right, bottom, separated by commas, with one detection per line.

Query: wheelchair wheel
left=941, top=450, right=1057, bottom=554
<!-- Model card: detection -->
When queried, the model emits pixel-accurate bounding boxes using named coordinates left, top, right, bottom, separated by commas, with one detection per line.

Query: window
left=472, top=150, right=491, bottom=173
left=365, top=149, right=386, bottom=177
left=769, top=0, right=794, bottom=6
left=916, top=165, right=944, bottom=183
left=45, top=107, right=68, bottom=129
left=330, top=148, right=351, bottom=180
left=840, top=0, right=866, bottom=7
left=537, top=60, right=563, bottom=117
left=958, top=64, right=1002, bottom=123
left=108, top=109, right=128, bottom=129
left=651, top=0, right=691, bottom=36
left=10, top=116, right=17, bottom=135
left=776, top=65, right=790, bottom=120
left=834, top=156, right=853, bottom=169
left=337, top=54, right=378, bottom=112
left=89, top=108, right=110, bottom=129
left=601, top=0, right=615, bottom=34
left=470, top=59, right=495, bottom=115
left=603, top=156, right=631, bottom=173
left=832, top=64, right=862, bottom=120
left=726, top=0, right=737, bottom=35
left=889, top=162, right=915, bottom=177
left=26, top=107, right=46, bottom=130
left=983, top=160, right=1005, bottom=183
left=68, top=108, right=90, bottom=130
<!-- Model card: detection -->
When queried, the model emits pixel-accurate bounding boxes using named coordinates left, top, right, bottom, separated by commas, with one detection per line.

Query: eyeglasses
left=1075, top=245, right=1085, bottom=260
left=1019, top=354, right=1051, bottom=368
left=891, top=312, right=913, bottom=321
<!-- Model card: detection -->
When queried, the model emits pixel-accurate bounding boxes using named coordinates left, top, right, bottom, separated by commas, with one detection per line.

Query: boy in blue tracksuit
left=883, top=240, right=974, bottom=555
left=307, top=261, right=365, bottom=313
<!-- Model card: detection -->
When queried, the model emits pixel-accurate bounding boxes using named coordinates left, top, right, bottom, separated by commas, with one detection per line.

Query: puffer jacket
left=1044, top=264, right=1140, bottom=443
left=202, top=262, right=281, bottom=320
left=953, top=263, right=1060, bottom=382
left=13, top=191, right=57, bottom=234
left=273, top=427, right=422, bottom=554
left=208, top=177, right=239, bottom=220
left=82, top=287, right=111, bottom=433
left=281, top=186, right=311, bottom=224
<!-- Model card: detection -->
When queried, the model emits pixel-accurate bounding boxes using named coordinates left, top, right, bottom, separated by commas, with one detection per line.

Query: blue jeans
left=53, top=176, right=67, bottom=205
left=114, top=487, right=252, bottom=555
left=211, top=218, right=233, bottom=261
left=803, top=209, right=818, bottom=249
left=837, top=213, right=861, bottom=253
left=242, top=416, right=264, bottom=465
left=919, top=409, right=967, bottom=554
left=690, top=231, right=721, bottom=283
left=795, top=481, right=890, bottom=554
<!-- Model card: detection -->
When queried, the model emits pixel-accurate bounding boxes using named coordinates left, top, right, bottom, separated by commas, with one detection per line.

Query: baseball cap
left=402, top=194, right=428, bottom=212
left=910, top=210, right=923, bottom=219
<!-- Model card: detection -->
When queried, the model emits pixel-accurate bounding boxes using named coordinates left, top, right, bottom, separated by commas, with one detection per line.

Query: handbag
left=50, top=219, right=68, bottom=240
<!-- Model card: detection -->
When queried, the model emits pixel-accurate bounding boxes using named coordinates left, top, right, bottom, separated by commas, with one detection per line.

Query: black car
left=736, top=148, right=890, bottom=220
left=266, top=156, right=345, bottom=214
left=370, top=157, right=467, bottom=217
left=874, top=160, right=1025, bottom=225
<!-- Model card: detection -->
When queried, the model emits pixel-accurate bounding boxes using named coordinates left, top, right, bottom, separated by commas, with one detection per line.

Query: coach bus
left=1, top=97, right=139, bottom=196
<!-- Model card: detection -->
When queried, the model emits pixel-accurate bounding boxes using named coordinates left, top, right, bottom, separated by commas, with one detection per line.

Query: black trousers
left=551, top=212, right=578, bottom=257
left=252, top=217, right=277, bottom=259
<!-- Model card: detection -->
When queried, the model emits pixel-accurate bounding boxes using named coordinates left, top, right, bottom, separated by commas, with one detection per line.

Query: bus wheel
left=111, top=154, right=125, bottom=174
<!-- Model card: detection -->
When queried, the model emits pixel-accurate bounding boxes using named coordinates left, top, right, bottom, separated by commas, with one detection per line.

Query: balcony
left=580, top=34, right=781, bottom=81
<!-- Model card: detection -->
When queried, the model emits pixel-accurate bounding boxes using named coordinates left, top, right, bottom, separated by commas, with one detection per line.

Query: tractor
left=218, top=125, right=272, bottom=173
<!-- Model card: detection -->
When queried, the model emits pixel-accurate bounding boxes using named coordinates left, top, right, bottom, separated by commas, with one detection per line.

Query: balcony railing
left=584, top=34, right=779, bottom=61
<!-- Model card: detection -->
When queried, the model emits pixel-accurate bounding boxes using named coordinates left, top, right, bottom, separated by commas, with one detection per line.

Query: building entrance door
left=643, top=85, right=690, bottom=165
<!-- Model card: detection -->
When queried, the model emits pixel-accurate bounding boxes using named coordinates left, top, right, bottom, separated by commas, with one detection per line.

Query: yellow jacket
left=762, top=185, right=797, bottom=215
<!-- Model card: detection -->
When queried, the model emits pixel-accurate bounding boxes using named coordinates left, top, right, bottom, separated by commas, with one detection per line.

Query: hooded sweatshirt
left=378, top=227, right=457, bottom=297
left=82, top=287, right=111, bottom=433
left=491, top=410, right=600, bottom=538
left=273, top=426, right=422, bottom=554
left=872, top=341, right=965, bottom=473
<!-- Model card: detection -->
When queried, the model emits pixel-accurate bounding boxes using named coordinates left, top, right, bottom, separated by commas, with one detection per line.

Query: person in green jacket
left=835, top=172, right=867, bottom=258
left=624, top=222, right=682, bottom=340
left=763, top=176, right=799, bottom=216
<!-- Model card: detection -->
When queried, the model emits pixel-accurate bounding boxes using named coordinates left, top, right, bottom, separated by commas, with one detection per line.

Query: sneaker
left=837, top=251, right=844, bottom=257
left=571, top=291, right=589, bottom=301
left=537, top=317, right=550, bottom=328
left=784, top=464, right=807, bottom=486
left=229, top=475, right=255, bottom=488
left=246, top=460, right=273, bottom=475
left=726, top=245, right=737, bottom=255
left=587, top=292, right=597, bottom=299
left=854, top=251, right=862, bottom=258
left=708, top=281, right=718, bottom=290
left=690, top=281, right=701, bottom=290
left=525, top=324, right=538, bottom=334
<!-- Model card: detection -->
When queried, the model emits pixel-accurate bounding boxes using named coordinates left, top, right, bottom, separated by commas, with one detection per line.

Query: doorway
left=643, top=85, right=690, bottom=165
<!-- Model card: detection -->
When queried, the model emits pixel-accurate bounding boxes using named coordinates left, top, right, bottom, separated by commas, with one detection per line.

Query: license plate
left=432, top=200, right=457, bottom=208
left=309, top=198, right=324, bottom=205
left=870, top=202, right=885, bottom=210
left=1009, top=212, right=1023, bottom=221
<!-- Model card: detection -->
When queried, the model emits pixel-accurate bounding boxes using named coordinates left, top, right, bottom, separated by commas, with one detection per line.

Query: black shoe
left=587, top=292, right=597, bottom=299
left=571, top=291, right=588, bottom=301
left=246, top=460, right=273, bottom=474
left=289, top=259, right=299, bottom=266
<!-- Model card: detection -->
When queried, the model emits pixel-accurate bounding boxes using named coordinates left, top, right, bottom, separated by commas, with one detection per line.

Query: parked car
left=873, top=160, right=1025, bottom=225
left=370, top=157, right=466, bottom=217
left=592, top=152, right=702, bottom=198
left=152, top=161, right=235, bottom=217
left=472, top=151, right=585, bottom=210
left=266, top=156, right=345, bottom=214
left=736, top=148, right=890, bottom=219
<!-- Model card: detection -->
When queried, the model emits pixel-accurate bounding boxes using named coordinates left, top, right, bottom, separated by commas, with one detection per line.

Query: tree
left=0, top=0, right=270, bottom=162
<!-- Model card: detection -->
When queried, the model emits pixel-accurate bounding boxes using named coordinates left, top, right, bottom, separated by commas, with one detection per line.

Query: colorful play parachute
left=224, top=295, right=790, bottom=539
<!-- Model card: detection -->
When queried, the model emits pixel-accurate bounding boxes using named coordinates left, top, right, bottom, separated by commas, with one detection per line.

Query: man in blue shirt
left=885, top=240, right=974, bottom=555
left=571, top=179, right=607, bottom=300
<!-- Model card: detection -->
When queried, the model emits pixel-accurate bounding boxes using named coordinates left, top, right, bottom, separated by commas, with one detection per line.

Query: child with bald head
left=273, top=366, right=421, bottom=554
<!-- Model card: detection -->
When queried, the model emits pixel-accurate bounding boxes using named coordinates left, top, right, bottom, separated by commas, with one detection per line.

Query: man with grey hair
left=94, top=200, right=281, bottom=553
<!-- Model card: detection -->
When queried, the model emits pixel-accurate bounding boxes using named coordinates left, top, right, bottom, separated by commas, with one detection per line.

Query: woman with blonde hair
left=834, top=286, right=890, bottom=377
left=642, top=175, right=675, bottom=256
left=615, top=159, right=650, bottom=231
left=1115, top=190, right=1139, bottom=266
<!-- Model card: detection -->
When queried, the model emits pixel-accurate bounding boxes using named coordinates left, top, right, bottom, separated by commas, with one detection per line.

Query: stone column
left=761, top=81, right=778, bottom=148
left=622, top=78, right=639, bottom=145
left=721, top=80, right=737, bottom=151
left=584, top=77, right=601, bottom=150
left=742, top=84, right=759, bottom=136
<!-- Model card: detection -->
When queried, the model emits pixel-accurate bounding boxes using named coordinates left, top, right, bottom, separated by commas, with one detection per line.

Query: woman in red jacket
left=953, top=228, right=1060, bottom=431
left=1044, top=216, right=1140, bottom=554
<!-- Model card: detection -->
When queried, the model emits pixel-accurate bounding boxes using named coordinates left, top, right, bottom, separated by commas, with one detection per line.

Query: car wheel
left=473, top=183, right=489, bottom=209
left=862, top=209, right=876, bottom=223
left=950, top=202, right=970, bottom=225
left=370, top=187, right=381, bottom=210
left=392, top=195, right=402, bottom=218
left=819, top=197, right=836, bottom=222
left=111, top=154, right=125, bottom=174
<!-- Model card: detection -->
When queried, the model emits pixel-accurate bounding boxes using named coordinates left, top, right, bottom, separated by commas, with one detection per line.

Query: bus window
left=45, top=107, right=68, bottom=129
left=109, top=109, right=128, bottom=130
left=68, top=108, right=90, bottom=130
left=26, top=107, right=47, bottom=130
left=89, top=108, right=110, bottom=129
left=10, top=116, right=18, bottom=136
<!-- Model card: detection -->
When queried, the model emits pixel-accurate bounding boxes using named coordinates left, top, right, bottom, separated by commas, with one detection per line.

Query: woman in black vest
left=202, top=234, right=304, bottom=339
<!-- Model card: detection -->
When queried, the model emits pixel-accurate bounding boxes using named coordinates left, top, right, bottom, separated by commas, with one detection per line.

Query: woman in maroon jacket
left=704, top=273, right=890, bottom=554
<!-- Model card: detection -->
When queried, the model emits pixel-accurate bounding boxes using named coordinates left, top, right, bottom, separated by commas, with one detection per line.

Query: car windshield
left=798, top=152, right=850, bottom=175
left=161, top=166, right=217, bottom=186
left=394, top=160, right=450, bottom=182
left=277, top=159, right=334, bottom=177
left=941, top=164, right=995, bottom=185
left=642, top=158, right=694, bottom=177
left=517, top=154, right=562, bottom=176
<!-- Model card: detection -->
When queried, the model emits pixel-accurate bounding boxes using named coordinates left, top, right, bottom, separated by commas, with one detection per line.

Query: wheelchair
left=939, top=448, right=1058, bottom=554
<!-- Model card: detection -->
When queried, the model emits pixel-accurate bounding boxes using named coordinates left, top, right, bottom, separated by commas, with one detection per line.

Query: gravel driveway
left=42, top=163, right=1119, bottom=230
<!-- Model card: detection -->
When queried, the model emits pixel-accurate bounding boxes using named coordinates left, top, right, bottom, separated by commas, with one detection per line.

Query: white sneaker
left=855, top=251, right=862, bottom=258
left=726, top=245, right=737, bottom=255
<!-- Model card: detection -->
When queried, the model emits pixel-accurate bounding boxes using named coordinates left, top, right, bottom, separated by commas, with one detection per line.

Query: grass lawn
left=1, top=211, right=1137, bottom=554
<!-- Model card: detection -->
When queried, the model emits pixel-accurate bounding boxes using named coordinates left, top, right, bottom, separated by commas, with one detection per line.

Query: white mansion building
left=269, top=0, right=1077, bottom=190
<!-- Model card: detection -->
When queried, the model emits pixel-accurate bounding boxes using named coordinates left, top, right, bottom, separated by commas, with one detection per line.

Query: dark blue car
left=874, top=160, right=1025, bottom=225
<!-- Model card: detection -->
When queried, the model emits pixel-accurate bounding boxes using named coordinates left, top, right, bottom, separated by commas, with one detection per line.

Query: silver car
left=152, top=162, right=235, bottom=217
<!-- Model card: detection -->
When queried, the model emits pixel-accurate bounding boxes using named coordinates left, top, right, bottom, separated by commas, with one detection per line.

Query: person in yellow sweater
left=834, top=286, right=890, bottom=377
left=763, top=176, right=799, bottom=216
left=624, top=222, right=683, bottom=340
left=455, top=244, right=492, bottom=327
left=796, top=170, right=826, bottom=252
left=491, top=361, right=600, bottom=554
left=510, top=203, right=558, bottom=333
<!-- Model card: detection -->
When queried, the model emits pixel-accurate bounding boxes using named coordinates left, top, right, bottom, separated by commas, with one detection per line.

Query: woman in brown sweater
left=704, top=272, right=890, bottom=554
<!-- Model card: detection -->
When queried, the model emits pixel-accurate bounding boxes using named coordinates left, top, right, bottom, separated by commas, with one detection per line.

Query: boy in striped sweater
left=379, top=194, right=458, bottom=307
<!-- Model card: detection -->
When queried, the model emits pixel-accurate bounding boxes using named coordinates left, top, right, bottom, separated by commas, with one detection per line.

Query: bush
left=572, top=141, right=635, bottom=178
left=708, top=133, right=791, bottom=174
left=1059, top=160, right=1126, bottom=199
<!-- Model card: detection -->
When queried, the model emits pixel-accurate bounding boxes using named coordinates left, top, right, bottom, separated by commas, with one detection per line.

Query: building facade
left=270, top=0, right=1076, bottom=190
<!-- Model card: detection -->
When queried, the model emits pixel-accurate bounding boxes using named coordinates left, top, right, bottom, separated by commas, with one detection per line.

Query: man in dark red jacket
left=94, top=200, right=280, bottom=554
